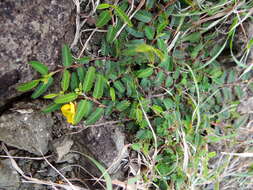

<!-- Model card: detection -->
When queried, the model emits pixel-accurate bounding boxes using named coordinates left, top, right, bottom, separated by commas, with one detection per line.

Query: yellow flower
left=61, top=102, right=76, bottom=124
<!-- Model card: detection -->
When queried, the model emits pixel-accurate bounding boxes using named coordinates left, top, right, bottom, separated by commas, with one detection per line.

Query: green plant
left=17, top=0, right=253, bottom=189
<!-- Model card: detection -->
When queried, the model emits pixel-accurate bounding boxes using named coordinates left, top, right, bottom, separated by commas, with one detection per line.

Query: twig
left=152, top=0, right=177, bottom=22
left=0, top=155, right=52, bottom=160
left=113, top=0, right=145, bottom=41
left=2, top=143, right=86, bottom=190
left=69, top=119, right=131, bottom=135
left=78, top=28, right=98, bottom=58
left=71, top=0, right=81, bottom=49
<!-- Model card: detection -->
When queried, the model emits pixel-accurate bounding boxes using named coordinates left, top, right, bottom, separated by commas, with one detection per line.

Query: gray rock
left=0, top=159, right=20, bottom=190
left=52, top=136, right=79, bottom=163
left=74, top=124, right=128, bottom=176
left=0, top=102, right=54, bottom=155
left=0, top=0, right=74, bottom=107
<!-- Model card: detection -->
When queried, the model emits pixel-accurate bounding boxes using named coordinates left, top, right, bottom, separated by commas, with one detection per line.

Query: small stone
left=52, top=136, right=78, bottom=163
left=0, top=159, right=20, bottom=190
left=0, top=108, right=53, bottom=155
left=74, top=123, right=128, bottom=176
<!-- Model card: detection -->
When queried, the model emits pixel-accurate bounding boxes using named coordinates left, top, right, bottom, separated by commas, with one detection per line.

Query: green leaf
left=83, top=66, right=96, bottom=93
left=75, top=57, right=90, bottom=64
left=96, top=10, right=111, bottom=28
left=113, top=80, right=125, bottom=94
left=144, top=26, right=155, bottom=40
left=43, top=93, right=59, bottom=99
left=85, top=107, right=104, bottom=125
left=182, top=32, right=201, bottom=43
left=42, top=103, right=62, bottom=113
left=125, top=27, right=144, bottom=38
left=74, top=100, right=91, bottom=124
left=191, top=43, right=204, bottom=59
left=93, top=74, right=105, bottom=99
left=133, top=10, right=152, bottom=23
left=16, top=80, right=39, bottom=92
left=235, top=86, right=244, bottom=99
left=122, top=76, right=134, bottom=97
left=28, top=61, right=48, bottom=75
left=31, top=77, right=53, bottom=99
left=152, top=105, right=163, bottom=114
left=163, top=98, right=175, bottom=110
left=131, top=143, right=142, bottom=151
left=157, top=21, right=168, bottom=34
left=106, top=25, right=117, bottom=43
left=112, top=5, right=133, bottom=27
left=70, top=72, right=79, bottom=91
left=61, top=70, right=71, bottom=91
left=84, top=155, right=112, bottom=190
left=62, top=44, right=73, bottom=67
left=54, top=93, right=78, bottom=104
left=146, top=0, right=155, bottom=9
left=116, top=100, right=130, bottom=111
left=97, top=3, right=111, bottom=9
left=134, top=43, right=164, bottom=60
left=154, top=71, right=165, bottom=86
left=136, top=129, right=153, bottom=139
left=137, top=67, right=154, bottom=78
left=77, top=67, right=85, bottom=83
left=136, top=108, right=143, bottom=123
left=109, top=87, right=116, bottom=101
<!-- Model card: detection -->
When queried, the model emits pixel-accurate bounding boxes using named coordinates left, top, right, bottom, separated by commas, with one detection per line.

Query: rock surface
left=74, top=124, right=128, bottom=175
left=0, top=159, right=20, bottom=190
left=0, top=0, right=75, bottom=107
left=0, top=101, right=54, bottom=155
left=52, top=136, right=79, bottom=163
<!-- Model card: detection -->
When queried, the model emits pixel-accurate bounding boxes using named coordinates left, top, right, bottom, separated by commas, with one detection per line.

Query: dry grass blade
left=1, top=143, right=86, bottom=190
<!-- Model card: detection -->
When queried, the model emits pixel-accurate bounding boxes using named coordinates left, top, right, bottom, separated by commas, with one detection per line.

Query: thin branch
left=113, top=0, right=145, bottom=41
left=78, top=28, right=97, bottom=58
left=71, top=0, right=81, bottom=49
left=69, top=119, right=131, bottom=135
